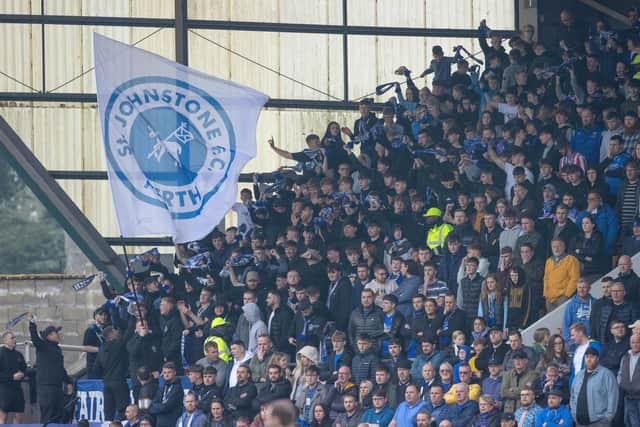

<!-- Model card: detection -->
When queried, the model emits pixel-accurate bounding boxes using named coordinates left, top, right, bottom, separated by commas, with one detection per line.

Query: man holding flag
left=27, top=312, right=73, bottom=424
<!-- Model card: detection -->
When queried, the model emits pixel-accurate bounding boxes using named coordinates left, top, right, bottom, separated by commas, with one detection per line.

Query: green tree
left=0, top=157, right=66, bottom=273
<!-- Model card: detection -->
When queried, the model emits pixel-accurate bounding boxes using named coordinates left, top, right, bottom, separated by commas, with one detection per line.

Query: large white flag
left=94, top=34, right=268, bottom=243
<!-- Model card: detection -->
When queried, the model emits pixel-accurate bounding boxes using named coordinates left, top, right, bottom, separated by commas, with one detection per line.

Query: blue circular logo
left=103, top=77, right=236, bottom=219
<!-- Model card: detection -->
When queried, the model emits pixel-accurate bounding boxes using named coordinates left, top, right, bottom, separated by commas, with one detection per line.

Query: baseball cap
left=547, top=389, right=564, bottom=398
left=210, top=317, right=227, bottom=328
left=41, top=325, right=62, bottom=338
left=488, top=358, right=502, bottom=366
left=512, top=350, right=529, bottom=359
left=585, top=347, right=599, bottom=357
left=422, top=207, right=443, bottom=217
left=500, top=413, right=515, bottom=421
left=397, top=359, right=412, bottom=370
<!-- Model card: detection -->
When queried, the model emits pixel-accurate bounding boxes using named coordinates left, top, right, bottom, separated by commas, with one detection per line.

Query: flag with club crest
left=94, top=34, right=268, bottom=243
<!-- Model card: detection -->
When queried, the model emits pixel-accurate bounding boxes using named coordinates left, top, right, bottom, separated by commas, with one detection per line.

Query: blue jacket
left=392, top=275, right=421, bottom=319
left=534, top=405, right=573, bottom=427
left=424, top=401, right=453, bottom=426
left=603, top=151, right=631, bottom=196
left=571, top=126, right=602, bottom=166
left=411, top=351, right=443, bottom=379
left=562, top=295, right=595, bottom=347
left=576, top=205, right=619, bottom=256
left=449, top=400, right=479, bottom=427
left=570, top=365, right=619, bottom=423
left=360, top=405, right=395, bottom=427
left=149, top=379, right=184, bottom=427
left=175, top=410, right=206, bottom=427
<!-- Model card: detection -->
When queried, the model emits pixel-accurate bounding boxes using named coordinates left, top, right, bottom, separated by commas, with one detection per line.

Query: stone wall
left=0, top=274, right=106, bottom=372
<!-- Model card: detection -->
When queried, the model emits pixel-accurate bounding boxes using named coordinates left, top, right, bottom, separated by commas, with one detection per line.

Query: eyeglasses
left=439, top=369, right=452, bottom=372
left=459, top=371, right=471, bottom=375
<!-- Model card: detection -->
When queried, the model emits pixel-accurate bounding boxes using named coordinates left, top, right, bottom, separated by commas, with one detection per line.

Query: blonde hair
left=533, top=327, right=551, bottom=345
left=452, top=330, right=466, bottom=342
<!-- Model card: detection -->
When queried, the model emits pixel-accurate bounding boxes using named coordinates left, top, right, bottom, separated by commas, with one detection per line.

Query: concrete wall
left=0, top=274, right=106, bottom=371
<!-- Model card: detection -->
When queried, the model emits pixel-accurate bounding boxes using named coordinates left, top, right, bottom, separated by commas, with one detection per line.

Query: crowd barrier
left=75, top=377, right=192, bottom=423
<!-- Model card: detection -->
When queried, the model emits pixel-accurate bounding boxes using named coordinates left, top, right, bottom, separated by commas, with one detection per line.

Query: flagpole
left=120, top=236, right=145, bottom=325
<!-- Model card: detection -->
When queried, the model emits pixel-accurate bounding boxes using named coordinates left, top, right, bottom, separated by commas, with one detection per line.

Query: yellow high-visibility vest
left=426, top=223, right=453, bottom=249
left=203, top=335, right=231, bottom=362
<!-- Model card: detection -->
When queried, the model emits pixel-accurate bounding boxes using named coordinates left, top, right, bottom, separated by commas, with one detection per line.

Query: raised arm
left=268, top=137, right=294, bottom=160
left=484, top=144, right=506, bottom=170
left=27, top=313, right=45, bottom=349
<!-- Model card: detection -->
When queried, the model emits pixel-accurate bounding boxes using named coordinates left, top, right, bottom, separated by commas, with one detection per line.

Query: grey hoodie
left=242, top=302, right=267, bottom=354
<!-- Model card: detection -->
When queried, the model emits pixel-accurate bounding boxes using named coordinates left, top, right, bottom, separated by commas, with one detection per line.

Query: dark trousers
left=37, top=384, right=63, bottom=424
left=103, top=380, right=130, bottom=421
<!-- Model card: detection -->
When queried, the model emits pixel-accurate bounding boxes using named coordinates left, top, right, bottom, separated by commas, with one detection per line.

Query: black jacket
left=616, top=270, right=640, bottom=304
left=0, top=346, right=26, bottom=387
left=597, top=301, right=640, bottom=344
left=289, top=311, right=326, bottom=351
left=160, top=309, right=183, bottom=367
left=148, top=377, right=183, bottom=427
left=327, top=277, right=353, bottom=332
left=437, top=308, right=467, bottom=348
left=132, top=378, right=159, bottom=407
left=266, top=305, right=294, bottom=352
left=572, top=231, right=607, bottom=275
left=412, top=313, right=444, bottom=343
left=474, top=342, right=509, bottom=372
left=600, top=338, right=630, bottom=372
left=438, top=250, right=465, bottom=294
left=28, top=321, right=71, bottom=386
left=459, top=274, right=484, bottom=324
left=319, top=349, right=353, bottom=383
left=348, top=305, right=385, bottom=350
left=381, top=311, right=406, bottom=342
left=590, top=297, right=610, bottom=340
left=253, top=378, right=292, bottom=411
left=480, top=224, right=503, bottom=268
left=126, top=330, right=163, bottom=379
left=224, top=381, right=258, bottom=420
left=93, top=335, right=129, bottom=383
left=545, top=220, right=579, bottom=251
left=351, top=347, right=380, bottom=385
left=196, top=384, right=222, bottom=412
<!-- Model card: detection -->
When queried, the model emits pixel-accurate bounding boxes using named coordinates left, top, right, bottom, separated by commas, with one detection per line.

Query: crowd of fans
left=4, top=6, right=640, bottom=427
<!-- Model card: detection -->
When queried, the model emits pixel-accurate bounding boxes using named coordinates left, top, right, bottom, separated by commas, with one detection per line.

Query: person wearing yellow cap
left=423, top=207, right=453, bottom=256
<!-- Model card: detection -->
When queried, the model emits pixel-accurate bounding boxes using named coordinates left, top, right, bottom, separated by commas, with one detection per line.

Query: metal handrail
left=17, top=341, right=92, bottom=367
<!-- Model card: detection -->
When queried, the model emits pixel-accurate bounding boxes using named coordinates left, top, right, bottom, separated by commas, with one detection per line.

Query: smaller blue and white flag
left=5, top=312, right=28, bottom=330
left=182, top=252, right=211, bottom=271
left=72, top=274, right=97, bottom=292
left=94, top=34, right=269, bottom=243
left=129, top=247, right=160, bottom=266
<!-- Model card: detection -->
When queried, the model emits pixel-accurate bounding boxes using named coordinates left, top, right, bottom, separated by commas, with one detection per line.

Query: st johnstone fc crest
left=103, top=76, right=236, bottom=219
